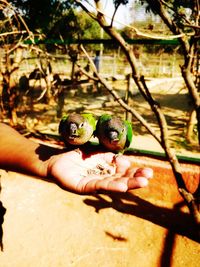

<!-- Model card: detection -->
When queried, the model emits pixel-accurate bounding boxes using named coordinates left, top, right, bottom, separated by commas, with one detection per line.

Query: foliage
left=136, top=0, right=196, bottom=30
left=77, top=10, right=102, bottom=40
left=8, top=0, right=108, bottom=47
left=10, top=0, right=75, bottom=32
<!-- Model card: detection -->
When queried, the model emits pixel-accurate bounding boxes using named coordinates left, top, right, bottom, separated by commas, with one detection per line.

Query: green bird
left=59, top=113, right=96, bottom=146
left=95, top=114, right=133, bottom=153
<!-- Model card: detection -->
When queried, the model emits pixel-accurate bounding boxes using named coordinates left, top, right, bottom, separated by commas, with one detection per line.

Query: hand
left=47, top=149, right=153, bottom=194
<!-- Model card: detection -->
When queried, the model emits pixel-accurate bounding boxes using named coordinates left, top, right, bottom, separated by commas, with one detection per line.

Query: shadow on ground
left=84, top=192, right=199, bottom=243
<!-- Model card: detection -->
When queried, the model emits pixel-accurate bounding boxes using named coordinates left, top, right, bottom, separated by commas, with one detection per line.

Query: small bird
left=59, top=113, right=96, bottom=146
left=95, top=114, right=133, bottom=153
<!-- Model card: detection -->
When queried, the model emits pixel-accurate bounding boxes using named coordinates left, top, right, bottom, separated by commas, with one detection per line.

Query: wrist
left=34, top=144, right=62, bottom=178
left=0, top=123, right=62, bottom=178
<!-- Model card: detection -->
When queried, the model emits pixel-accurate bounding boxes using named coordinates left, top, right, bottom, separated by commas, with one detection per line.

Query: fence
left=13, top=52, right=183, bottom=81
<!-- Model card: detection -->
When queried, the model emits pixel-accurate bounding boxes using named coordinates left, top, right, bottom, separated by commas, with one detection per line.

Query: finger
left=134, top=168, right=153, bottom=179
left=65, top=149, right=84, bottom=162
left=95, top=175, right=149, bottom=192
left=114, top=155, right=131, bottom=174
left=81, top=177, right=128, bottom=193
left=99, top=152, right=116, bottom=162
left=114, top=176, right=149, bottom=190
left=127, top=177, right=149, bottom=189
left=82, top=174, right=149, bottom=193
left=95, top=179, right=128, bottom=192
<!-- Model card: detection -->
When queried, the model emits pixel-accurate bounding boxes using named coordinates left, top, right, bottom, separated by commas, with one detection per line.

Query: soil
left=0, top=154, right=199, bottom=267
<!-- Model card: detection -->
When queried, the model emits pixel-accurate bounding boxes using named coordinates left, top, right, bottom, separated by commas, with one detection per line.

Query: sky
left=101, top=0, right=135, bottom=27
left=83, top=0, right=136, bottom=28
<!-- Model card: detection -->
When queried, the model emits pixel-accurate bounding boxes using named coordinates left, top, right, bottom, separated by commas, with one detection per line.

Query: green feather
left=82, top=113, right=96, bottom=130
left=61, top=114, right=68, bottom=121
left=99, top=114, right=112, bottom=123
left=124, top=120, right=133, bottom=148
left=96, top=114, right=111, bottom=133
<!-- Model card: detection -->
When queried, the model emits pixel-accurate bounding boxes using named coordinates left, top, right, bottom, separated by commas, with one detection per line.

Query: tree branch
left=79, top=44, right=161, bottom=144
left=75, top=0, right=185, bottom=40
left=76, top=1, right=200, bottom=230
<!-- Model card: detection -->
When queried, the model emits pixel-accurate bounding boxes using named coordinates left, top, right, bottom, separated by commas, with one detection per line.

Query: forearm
left=0, top=123, right=60, bottom=177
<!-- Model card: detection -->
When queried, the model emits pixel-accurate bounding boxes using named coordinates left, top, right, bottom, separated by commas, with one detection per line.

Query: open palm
left=47, top=149, right=153, bottom=194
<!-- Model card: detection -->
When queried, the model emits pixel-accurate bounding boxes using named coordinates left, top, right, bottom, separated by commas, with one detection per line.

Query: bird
left=95, top=114, right=133, bottom=153
left=59, top=113, right=96, bottom=146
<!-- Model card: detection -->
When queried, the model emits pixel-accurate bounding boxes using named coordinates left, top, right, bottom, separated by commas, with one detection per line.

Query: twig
left=80, top=44, right=161, bottom=144
left=75, top=0, right=186, bottom=40
left=0, top=30, right=27, bottom=37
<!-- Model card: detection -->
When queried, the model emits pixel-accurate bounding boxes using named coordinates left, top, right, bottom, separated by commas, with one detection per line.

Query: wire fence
left=9, top=52, right=183, bottom=80
left=0, top=43, right=193, bottom=92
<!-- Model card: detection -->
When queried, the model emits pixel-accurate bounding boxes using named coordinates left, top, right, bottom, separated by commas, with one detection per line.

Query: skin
left=0, top=123, right=153, bottom=194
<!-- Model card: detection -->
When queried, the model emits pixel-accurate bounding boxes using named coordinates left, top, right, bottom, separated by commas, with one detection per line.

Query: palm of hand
left=47, top=149, right=153, bottom=194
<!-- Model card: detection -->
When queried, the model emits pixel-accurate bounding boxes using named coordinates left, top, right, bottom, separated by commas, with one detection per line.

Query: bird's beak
left=111, top=138, right=119, bottom=143
left=69, top=123, right=79, bottom=138
left=109, top=130, right=119, bottom=143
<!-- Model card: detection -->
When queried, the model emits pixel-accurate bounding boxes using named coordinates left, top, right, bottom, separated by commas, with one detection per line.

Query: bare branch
left=161, top=0, right=196, bottom=27
left=0, top=30, right=27, bottom=37
left=80, top=44, right=161, bottom=144
left=75, top=0, right=185, bottom=40
left=110, top=2, right=120, bottom=27
left=0, top=0, right=34, bottom=42
left=183, top=24, right=200, bottom=30
left=76, top=2, right=200, bottom=227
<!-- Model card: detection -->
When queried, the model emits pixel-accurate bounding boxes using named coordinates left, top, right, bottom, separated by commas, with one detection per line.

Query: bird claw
left=112, top=153, right=121, bottom=163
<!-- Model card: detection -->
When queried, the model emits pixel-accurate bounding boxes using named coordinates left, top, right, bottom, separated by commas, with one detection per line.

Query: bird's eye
left=80, top=122, right=84, bottom=128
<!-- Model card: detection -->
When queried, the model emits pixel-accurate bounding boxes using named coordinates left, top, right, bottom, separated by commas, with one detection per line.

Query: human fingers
left=76, top=175, right=128, bottom=193
left=92, top=173, right=150, bottom=192
left=113, top=155, right=131, bottom=174
left=127, top=167, right=153, bottom=190
left=111, top=176, right=149, bottom=190
left=127, top=176, right=149, bottom=189
left=134, top=167, right=153, bottom=179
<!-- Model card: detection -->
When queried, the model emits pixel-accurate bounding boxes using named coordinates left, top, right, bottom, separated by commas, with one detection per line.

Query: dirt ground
left=0, top=154, right=199, bottom=267
left=0, top=77, right=199, bottom=267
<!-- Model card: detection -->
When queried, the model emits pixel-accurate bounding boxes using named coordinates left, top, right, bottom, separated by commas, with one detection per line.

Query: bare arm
left=0, top=123, right=56, bottom=177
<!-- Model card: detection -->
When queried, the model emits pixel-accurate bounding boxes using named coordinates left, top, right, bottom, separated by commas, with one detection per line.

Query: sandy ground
left=0, top=152, right=199, bottom=267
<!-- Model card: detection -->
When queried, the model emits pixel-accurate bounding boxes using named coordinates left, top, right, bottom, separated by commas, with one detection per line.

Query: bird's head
left=59, top=113, right=95, bottom=145
left=102, top=117, right=127, bottom=151
left=66, top=114, right=86, bottom=142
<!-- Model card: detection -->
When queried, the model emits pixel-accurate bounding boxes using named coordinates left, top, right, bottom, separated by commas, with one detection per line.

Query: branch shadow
left=83, top=192, right=199, bottom=243
left=84, top=192, right=199, bottom=267
left=160, top=229, right=175, bottom=267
